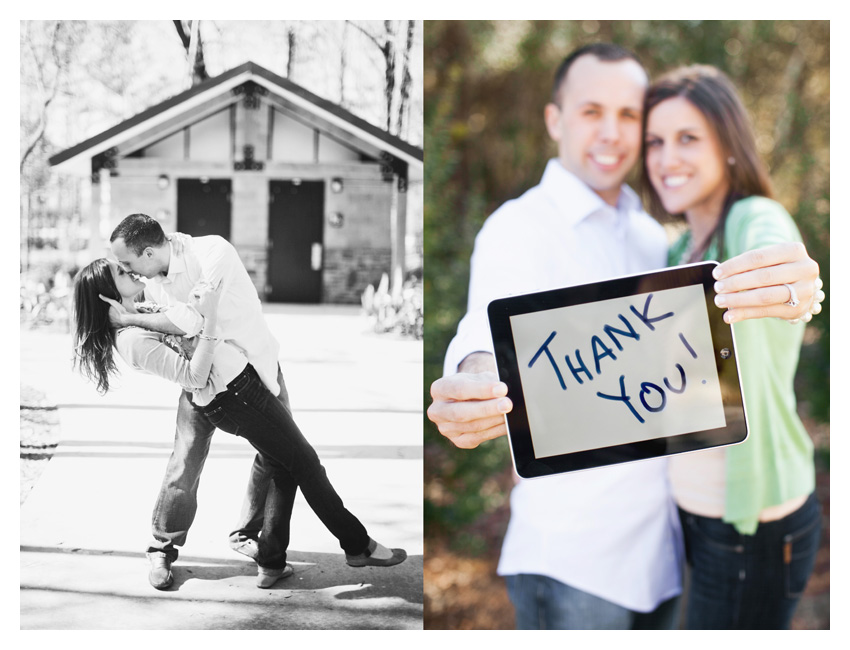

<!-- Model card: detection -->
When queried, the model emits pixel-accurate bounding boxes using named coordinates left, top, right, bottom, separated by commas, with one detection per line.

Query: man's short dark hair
left=110, top=213, right=166, bottom=256
left=551, top=43, right=643, bottom=105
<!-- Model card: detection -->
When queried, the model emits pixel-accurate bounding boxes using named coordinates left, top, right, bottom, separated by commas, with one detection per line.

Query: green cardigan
left=668, top=196, right=815, bottom=535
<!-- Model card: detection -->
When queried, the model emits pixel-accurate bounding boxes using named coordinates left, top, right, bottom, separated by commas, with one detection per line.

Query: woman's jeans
left=146, top=366, right=291, bottom=561
left=199, top=364, right=370, bottom=569
left=679, top=493, right=821, bottom=629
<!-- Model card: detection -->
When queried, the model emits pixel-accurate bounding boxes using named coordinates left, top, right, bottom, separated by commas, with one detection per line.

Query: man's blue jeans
left=147, top=366, right=291, bottom=562
left=505, top=573, right=680, bottom=629
left=199, top=364, right=370, bottom=568
left=679, top=492, right=821, bottom=629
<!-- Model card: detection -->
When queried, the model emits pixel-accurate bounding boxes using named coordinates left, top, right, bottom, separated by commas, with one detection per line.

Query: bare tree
left=173, top=20, right=208, bottom=86
left=338, top=21, right=348, bottom=105
left=395, top=20, right=416, bottom=136
left=20, top=21, right=76, bottom=173
left=347, top=20, right=398, bottom=133
left=286, top=25, right=297, bottom=78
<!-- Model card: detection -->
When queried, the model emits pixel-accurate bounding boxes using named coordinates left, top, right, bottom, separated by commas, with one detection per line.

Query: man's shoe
left=146, top=551, right=174, bottom=590
left=257, top=563, right=294, bottom=589
left=345, top=538, right=407, bottom=568
left=230, top=538, right=259, bottom=560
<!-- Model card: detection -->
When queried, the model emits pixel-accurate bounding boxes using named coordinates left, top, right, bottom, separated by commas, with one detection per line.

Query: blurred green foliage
left=424, top=20, right=829, bottom=540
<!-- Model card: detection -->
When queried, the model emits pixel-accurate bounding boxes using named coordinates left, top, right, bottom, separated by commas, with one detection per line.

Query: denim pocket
left=683, top=512, right=745, bottom=555
left=203, top=403, right=241, bottom=437
left=231, top=373, right=270, bottom=413
left=783, top=501, right=821, bottom=598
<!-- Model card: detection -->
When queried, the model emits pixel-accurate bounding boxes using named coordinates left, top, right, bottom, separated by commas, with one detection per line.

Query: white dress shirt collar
left=539, top=158, right=641, bottom=227
left=154, top=236, right=188, bottom=287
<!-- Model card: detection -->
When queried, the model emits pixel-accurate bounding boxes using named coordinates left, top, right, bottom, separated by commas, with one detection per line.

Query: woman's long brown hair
left=640, top=65, right=774, bottom=261
left=72, top=258, right=121, bottom=394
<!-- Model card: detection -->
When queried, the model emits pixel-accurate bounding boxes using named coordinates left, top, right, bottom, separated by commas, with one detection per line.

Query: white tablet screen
left=508, top=284, right=726, bottom=459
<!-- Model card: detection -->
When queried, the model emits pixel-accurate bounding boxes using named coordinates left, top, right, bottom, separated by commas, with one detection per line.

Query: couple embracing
left=428, top=43, right=824, bottom=629
left=73, top=214, right=406, bottom=590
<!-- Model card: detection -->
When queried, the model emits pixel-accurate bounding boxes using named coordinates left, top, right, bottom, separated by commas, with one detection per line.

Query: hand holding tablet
left=488, top=262, right=748, bottom=478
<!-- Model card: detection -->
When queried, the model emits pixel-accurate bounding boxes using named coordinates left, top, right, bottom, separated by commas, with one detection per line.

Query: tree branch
left=173, top=20, right=191, bottom=50
left=21, top=22, right=65, bottom=172
left=345, top=20, right=382, bottom=50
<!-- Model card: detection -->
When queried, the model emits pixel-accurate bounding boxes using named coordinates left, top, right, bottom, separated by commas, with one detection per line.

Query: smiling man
left=427, top=43, right=821, bottom=630
left=430, top=43, right=681, bottom=630
left=106, top=214, right=288, bottom=590
left=542, top=48, right=646, bottom=207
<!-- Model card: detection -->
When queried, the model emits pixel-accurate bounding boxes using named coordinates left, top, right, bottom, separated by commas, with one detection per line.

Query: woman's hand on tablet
left=428, top=353, right=513, bottom=449
left=712, top=242, right=823, bottom=324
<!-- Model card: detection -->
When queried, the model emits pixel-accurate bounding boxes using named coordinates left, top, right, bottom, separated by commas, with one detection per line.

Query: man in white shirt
left=106, top=214, right=287, bottom=590
left=427, top=43, right=821, bottom=629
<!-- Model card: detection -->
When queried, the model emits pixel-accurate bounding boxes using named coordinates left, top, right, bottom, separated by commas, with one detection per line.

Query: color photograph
left=423, top=19, right=829, bottom=630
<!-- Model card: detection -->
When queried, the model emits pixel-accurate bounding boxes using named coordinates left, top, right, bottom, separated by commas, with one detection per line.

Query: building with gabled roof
left=49, top=61, right=423, bottom=303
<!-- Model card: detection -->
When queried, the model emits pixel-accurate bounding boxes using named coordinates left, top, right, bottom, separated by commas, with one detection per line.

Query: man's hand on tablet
left=427, top=352, right=512, bottom=449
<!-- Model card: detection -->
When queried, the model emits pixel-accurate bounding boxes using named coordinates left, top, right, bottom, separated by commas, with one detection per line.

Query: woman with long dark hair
left=640, top=65, right=823, bottom=629
left=73, top=258, right=406, bottom=588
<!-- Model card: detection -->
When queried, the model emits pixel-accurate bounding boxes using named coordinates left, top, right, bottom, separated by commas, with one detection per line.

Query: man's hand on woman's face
left=98, top=294, right=128, bottom=327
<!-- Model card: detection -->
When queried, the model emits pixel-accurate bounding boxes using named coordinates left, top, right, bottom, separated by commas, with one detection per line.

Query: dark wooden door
left=267, top=180, right=324, bottom=303
left=176, top=178, right=232, bottom=239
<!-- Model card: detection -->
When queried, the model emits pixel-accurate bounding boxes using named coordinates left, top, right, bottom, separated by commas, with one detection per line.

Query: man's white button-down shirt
left=143, top=234, right=281, bottom=396
left=444, top=159, right=684, bottom=613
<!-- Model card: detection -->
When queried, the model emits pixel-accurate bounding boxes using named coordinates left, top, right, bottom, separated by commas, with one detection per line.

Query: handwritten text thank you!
left=509, top=285, right=727, bottom=459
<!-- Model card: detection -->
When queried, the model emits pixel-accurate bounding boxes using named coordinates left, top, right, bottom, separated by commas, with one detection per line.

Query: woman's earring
left=727, top=156, right=736, bottom=166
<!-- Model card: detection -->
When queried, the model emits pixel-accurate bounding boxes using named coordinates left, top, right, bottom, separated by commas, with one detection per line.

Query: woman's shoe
left=257, top=563, right=294, bottom=588
left=345, top=538, right=407, bottom=568
left=230, top=538, right=259, bottom=560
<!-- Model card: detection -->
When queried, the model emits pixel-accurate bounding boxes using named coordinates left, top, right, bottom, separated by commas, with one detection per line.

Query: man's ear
left=143, top=247, right=154, bottom=258
left=543, top=103, right=562, bottom=143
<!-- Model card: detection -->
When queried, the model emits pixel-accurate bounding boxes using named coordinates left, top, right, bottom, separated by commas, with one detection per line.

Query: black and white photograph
left=20, top=19, right=423, bottom=630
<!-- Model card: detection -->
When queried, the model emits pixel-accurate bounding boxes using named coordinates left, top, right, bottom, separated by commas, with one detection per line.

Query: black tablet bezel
left=488, top=262, right=748, bottom=478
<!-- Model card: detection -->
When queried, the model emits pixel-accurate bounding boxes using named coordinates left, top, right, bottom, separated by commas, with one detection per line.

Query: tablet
left=488, top=262, right=748, bottom=478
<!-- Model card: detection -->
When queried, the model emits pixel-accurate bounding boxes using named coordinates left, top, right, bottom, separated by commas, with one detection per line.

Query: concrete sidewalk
left=20, top=305, right=423, bottom=630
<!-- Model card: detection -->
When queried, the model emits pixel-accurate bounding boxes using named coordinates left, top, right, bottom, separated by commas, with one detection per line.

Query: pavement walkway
left=20, top=305, right=423, bottom=630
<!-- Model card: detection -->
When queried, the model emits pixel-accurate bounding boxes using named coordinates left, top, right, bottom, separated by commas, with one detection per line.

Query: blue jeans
left=679, top=492, right=821, bottom=629
left=147, top=366, right=291, bottom=561
left=505, top=573, right=680, bottom=629
left=199, top=364, right=370, bottom=568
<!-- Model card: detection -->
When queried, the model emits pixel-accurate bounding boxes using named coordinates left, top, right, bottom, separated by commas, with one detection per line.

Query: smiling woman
left=639, top=64, right=822, bottom=630
left=108, top=259, right=147, bottom=297
left=645, top=97, right=731, bottom=233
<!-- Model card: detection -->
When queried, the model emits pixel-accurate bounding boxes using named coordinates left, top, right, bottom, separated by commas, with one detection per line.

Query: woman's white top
left=115, top=326, right=247, bottom=406
left=669, top=449, right=808, bottom=522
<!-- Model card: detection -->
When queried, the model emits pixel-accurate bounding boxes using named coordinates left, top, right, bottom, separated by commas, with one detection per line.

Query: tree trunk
left=173, top=20, right=208, bottom=86
left=383, top=21, right=396, bottom=132
left=395, top=20, right=415, bottom=136
left=287, top=26, right=297, bottom=78
left=339, top=22, right=348, bottom=105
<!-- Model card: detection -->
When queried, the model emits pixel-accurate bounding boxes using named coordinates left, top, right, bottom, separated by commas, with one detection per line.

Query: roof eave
left=49, top=60, right=422, bottom=175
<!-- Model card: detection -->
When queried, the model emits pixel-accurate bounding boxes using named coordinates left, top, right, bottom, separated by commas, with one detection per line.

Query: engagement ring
left=783, top=283, right=800, bottom=308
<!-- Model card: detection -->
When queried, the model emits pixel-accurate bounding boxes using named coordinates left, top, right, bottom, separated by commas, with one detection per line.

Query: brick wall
left=323, top=247, right=391, bottom=304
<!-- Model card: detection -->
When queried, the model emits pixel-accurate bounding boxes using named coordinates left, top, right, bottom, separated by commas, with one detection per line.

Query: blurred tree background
left=423, top=20, right=829, bottom=629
